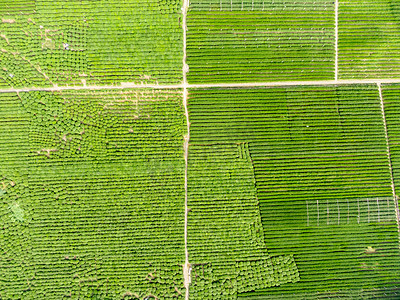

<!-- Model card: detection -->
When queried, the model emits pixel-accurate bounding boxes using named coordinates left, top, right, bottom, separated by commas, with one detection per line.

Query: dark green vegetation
left=339, top=0, right=400, bottom=79
left=187, top=144, right=299, bottom=299
left=188, top=85, right=400, bottom=298
left=0, top=89, right=187, bottom=299
left=0, top=0, right=182, bottom=88
left=186, top=0, right=335, bottom=83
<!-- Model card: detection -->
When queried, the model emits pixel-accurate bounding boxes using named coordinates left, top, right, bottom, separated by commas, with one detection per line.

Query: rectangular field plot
left=0, top=89, right=187, bottom=299
left=188, top=85, right=400, bottom=298
left=186, top=0, right=335, bottom=83
left=339, top=0, right=400, bottom=79
left=0, top=0, right=182, bottom=89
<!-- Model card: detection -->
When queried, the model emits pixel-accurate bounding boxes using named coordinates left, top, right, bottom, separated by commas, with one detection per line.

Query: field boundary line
left=182, top=0, right=191, bottom=299
left=189, top=79, right=400, bottom=88
left=0, top=84, right=184, bottom=93
left=335, top=0, right=339, bottom=81
left=378, top=82, right=400, bottom=231
left=4, top=79, right=400, bottom=93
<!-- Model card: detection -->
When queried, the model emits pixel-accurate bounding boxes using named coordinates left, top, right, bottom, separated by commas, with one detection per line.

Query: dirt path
left=4, top=79, right=400, bottom=94
left=182, top=0, right=191, bottom=299
left=335, top=0, right=339, bottom=81
left=378, top=82, right=400, bottom=231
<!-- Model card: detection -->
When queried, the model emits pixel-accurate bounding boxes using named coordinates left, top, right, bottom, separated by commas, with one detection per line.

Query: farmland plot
left=339, top=0, right=400, bottom=79
left=0, top=0, right=182, bottom=88
left=0, top=89, right=187, bottom=299
left=188, top=85, right=400, bottom=298
left=187, top=144, right=299, bottom=299
left=2, top=0, right=400, bottom=298
left=186, top=0, right=335, bottom=83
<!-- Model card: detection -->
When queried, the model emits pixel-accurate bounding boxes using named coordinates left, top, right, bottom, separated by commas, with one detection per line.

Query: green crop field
left=1, top=0, right=400, bottom=299
left=0, top=0, right=182, bottom=88
left=0, top=89, right=187, bottom=298
left=339, top=0, right=400, bottom=79
left=187, top=0, right=335, bottom=83
left=188, top=85, right=400, bottom=298
left=188, top=144, right=299, bottom=298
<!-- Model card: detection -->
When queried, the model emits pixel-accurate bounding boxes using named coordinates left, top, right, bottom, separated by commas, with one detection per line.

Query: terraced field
left=1, top=0, right=400, bottom=299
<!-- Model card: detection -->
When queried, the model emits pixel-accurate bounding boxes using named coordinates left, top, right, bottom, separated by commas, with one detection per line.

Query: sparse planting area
left=0, top=0, right=182, bottom=88
left=0, top=90, right=187, bottom=299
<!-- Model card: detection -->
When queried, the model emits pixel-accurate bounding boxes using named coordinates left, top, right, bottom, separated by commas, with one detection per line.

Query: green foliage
left=0, top=0, right=35, bottom=14
left=158, top=0, right=182, bottom=13
left=87, top=0, right=182, bottom=85
left=188, top=144, right=299, bottom=299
